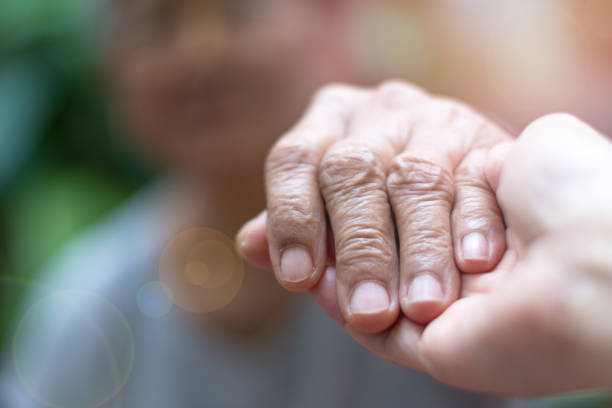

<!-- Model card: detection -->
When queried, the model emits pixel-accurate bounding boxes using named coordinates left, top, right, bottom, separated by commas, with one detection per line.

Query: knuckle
left=452, top=196, right=499, bottom=227
left=473, top=121, right=510, bottom=147
left=453, top=166, right=502, bottom=222
left=404, top=224, right=452, bottom=257
left=410, top=100, right=487, bottom=149
left=452, top=212, right=491, bottom=232
left=375, top=80, right=426, bottom=108
left=386, top=156, right=454, bottom=203
left=265, top=142, right=321, bottom=239
left=319, top=145, right=386, bottom=194
left=454, top=169, right=489, bottom=193
left=335, top=224, right=395, bottom=268
left=266, top=141, right=319, bottom=176
left=268, top=198, right=318, bottom=237
left=423, top=99, right=482, bottom=131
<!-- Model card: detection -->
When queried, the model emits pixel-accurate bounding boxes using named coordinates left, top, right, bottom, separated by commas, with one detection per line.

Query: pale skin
left=237, top=82, right=612, bottom=395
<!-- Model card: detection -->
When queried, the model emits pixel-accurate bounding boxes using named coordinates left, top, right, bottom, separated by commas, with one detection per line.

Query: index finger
left=265, top=84, right=371, bottom=291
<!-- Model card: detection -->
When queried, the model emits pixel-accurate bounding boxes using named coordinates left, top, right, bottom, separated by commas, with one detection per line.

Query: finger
left=453, top=135, right=513, bottom=275
left=388, top=101, right=482, bottom=324
left=309, top=267, right=426, bottom=371
left=459, top=235, right=518, bottom=305
left=266, top=84, right=370, bottom=291
left=317, top=83, right=431, bottom=333
left=321, top=82, right=436, bottom=333
left=237, top=211, right=337, bottom=271
left=387, top=152, right=457, bottom=324
left=319, top=137, right=400, bottom=333
left=452, top=146, right=507, bottom=274
left=236, top=211, right=272, bottom=269
left=309, top=266, right=344, bottom=326
left=484, top=141, right=514, bottom=193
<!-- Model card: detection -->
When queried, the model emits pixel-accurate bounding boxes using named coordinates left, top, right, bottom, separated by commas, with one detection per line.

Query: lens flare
left=13, top=291, right=134, bottom=408
left=159, top=228, right=244, bottom=313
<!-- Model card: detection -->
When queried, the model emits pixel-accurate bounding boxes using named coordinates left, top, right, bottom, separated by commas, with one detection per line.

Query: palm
left=311, top=224, right=597, bottom=396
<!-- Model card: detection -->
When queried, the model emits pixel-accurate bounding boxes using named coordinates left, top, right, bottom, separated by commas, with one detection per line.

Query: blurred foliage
left=0, top=0, right=152, bottom=347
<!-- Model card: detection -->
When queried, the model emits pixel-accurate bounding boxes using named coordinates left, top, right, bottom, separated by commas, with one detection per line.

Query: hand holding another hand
left=237, top=81, right=612, bottom=395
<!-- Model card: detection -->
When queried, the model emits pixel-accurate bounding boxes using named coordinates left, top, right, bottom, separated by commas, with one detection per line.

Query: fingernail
left=280, top=246, right=313, bottom=283
left=350, top=282, right=390, bottom=315
left=236, top=212, right=265, bottom=250
left=407, top=274, right=443, bottom=303
left=235, top=220, right=254, bottom=251
left=462, top=232, right=489, bottom=261
left=236, top=226, right=248, bottom=249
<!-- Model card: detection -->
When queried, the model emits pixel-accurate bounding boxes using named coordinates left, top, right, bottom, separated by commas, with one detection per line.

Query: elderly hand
left=240, top=112, right=612, bottom=395
left=237, top=81, right=512, bottom=333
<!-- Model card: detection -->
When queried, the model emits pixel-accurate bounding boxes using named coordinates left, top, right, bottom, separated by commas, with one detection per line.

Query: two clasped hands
left=236, top=81, right=612, bottom=396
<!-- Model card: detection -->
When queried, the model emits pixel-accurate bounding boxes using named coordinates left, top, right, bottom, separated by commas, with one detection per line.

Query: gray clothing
left=1, top=185, right=507, bottom=408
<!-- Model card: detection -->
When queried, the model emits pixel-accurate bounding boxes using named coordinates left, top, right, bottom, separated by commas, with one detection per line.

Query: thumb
left=484, top=141, right=515, bottom=193
left=491, top=113, right=612, bottom=246
left=236, top=211, right=273, bottom=269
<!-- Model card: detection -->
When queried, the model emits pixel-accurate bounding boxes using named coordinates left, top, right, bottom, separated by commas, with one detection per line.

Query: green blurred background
left=0, top=0, right=151, bottom=349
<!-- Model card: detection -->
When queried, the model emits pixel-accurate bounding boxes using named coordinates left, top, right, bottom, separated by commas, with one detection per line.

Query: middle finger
left=319, top=82, right=429, bottom=333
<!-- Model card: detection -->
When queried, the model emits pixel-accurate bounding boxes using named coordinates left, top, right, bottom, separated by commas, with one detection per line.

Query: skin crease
left=261, top=82, right=511, bottom=333
left=239, top=111, right=612, bottom=395
left=104, top=0, right=366, bottom=333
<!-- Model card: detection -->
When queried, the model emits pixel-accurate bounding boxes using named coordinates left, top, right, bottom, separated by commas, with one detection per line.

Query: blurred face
left=108, top=0, right=361, bottom=178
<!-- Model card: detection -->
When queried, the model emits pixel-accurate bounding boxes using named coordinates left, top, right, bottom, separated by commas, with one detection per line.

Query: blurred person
left=0, top=0, right=501, bottom=407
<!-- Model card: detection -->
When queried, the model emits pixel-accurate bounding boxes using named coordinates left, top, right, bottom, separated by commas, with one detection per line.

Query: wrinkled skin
left=242, top=82, right=512, bottom=332
left=238, top=82, right=612, bottom=395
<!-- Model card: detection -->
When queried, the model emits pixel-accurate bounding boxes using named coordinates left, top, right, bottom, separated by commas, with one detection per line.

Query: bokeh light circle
left=137, top=281, right=173, bottom=318
left=159, top=228, right=244, bottom=314
left=185, top=261, right=210, bottom=286
left=13, top=291, right=134, bottom=408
